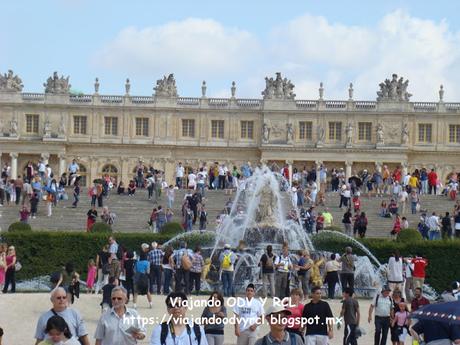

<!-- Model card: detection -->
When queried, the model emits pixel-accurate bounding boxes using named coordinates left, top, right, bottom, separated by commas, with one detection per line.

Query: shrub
left=91, top=222, right=112, bottom=233
left=8, top=222, right=32, bottom=232
left=397, top=228, right=423, bottom=242
left=160, top=222, right=184, bottom=235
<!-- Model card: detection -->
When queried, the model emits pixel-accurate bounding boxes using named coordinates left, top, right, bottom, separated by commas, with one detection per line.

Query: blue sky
left=1, top=0, right=460, bottom=100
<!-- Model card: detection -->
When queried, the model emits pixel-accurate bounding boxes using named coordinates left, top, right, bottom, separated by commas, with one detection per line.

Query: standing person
left=2, top=246, right=17, bottom=293
left=190, top=246, right=204, bottom=295
left=72, top=179, right=80, bottom=208
left=166, top=185, right=175, bottom=209
left=302, top=286, right=334, bottom=344
left=30, top=192, right=39, bottom=219
left=34, top=287, right=90, bottom=345
left=387, top=251, right=403, bottom=294
left=324, top=254, right=341, bottom=300
left=296, top=250, right=312, bottom=299
left=427, top=212, right=441, bottom=240
left=389, top=290, right=404, bottom=345
left=95, top=245, right=110, bottom=294
left=234, top=284, right=264, bottom=345
left=149, top=292, right=208, bottom=345
left=199, top=205, right=208, bottom=230
left=455, top=211, right=460, bottom=238
left=274, top=243, right=292, bottom=299
left=368, top=285, right=392, bottom=345
left=339, top=247, right=356, bottom=292
left=342, top=208, right=353, bottom=237
left=86, top=206, right=97, bottom=232
left=427, top=168, right=438, bottom=194
left=38, top=315, right=81, bottom=345
left=173, top=241, right=193, bottom=294
left=95, top=286, right=146, bottom=344
left=0, top=243, right=6, bottom=292
left=410, top=190, right=419, bottom=214
left=133, top=252, right=153, bottom=309
left=68, top=159, right=79, bottom=186
left=410, top=287, right=430, bottom=311
left=259, top=245, right=276, bottom=298
left=108, top=236, right=121, bottom=280
left=255, top=305, right=303, bottom=345
left=340, top=287, right=360, bottom=345
left=162, top=247, right=175, bottom=295
left=197, top=168, right=207, bottom=197
left=122, top=251, right=136, bottom=303
left=219, top=244, right=237, bottom=297
left=86, top=259, right=97, bottom=294
left=285, top=288, right=305, bottom=341
left=356, top=212, right=368, bottom=238
left=411, top=253, right=428, bottom=292
left=402, top=257, right=414, bottom=301
left=14, top=175, right=23, bottom=205
left=147, top=242, right=163, bottom=295
left=441, top=212, right=453, bottom=239
left=391, top=302, right=409, bottom=345
left=201, top=291, right=227, bottom=345
left=175, top=162, right=185, bottom=189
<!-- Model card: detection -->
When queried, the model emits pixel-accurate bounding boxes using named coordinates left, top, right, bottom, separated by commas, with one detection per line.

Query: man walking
left=340, top=287, right=359, bottom=345
left=147, top=242, right=163, bottom=295
left=302, top=286, right=334, bottom=345
left=173, top=241, right=193, bottom=294
left=339, top=247, right=356, bottom=291
left=368, top=285, right=392, bottom=345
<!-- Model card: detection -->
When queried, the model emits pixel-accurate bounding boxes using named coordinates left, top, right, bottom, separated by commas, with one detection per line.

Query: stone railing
left=295, top=100, right=316, bottom=109
left=325, top=100, right=347, bottom=109
left=236, top=99, right=262, bottom=108
left=413, top=102, right=437, bottom=112
left=69, top=94, right=92, bottom=103
left=21, top=93, right=45, bottom=101
left=208, top=98, right=229, bottom=107
left=131, top=96, right=155, bottom=104
left=100, top=95, right=123, bottom=104
left=177, top=97, right=200, bottom=106
left=445, top=103, right=460, bottom=111
left=355, top=101, right=377, bottom=110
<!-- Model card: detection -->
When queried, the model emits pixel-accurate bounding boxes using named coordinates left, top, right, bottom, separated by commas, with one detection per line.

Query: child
left=86, top=259, right=97, bottom=294
left=30, top=192, right=39, bottom=219
left=19, top=205, right=30, bottom=223
left=352, top=196, right=361, bottom=213
left=391, top=302, right=410, bottom=345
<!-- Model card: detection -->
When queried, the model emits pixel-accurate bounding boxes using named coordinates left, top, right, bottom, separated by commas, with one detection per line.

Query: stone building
left=1, top=71, right=459, bottom=187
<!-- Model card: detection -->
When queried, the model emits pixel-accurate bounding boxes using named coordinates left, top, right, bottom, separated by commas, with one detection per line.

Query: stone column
left=164, top=158, right=176, bottom=185
left=41, top=153, right=50, bottom=165
left=121, top=157, right=130, bottom=185
left=315, top=160, right=322, bottom=191
left=345, top=161, right=353, bottom=181
left=58, top=154, right=66, bottom=177
left=375, top=161, right=382, bottom=173
left=10, top=152, right=18, bottom=179
left=89, top=156, right=99, bottom=185
left=286, top=160, right=293, bottom=186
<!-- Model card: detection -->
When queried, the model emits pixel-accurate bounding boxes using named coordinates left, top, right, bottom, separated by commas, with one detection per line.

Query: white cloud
left=93, top=11, right=460, bottom=101
left=93, top=18, right=260, bottom=79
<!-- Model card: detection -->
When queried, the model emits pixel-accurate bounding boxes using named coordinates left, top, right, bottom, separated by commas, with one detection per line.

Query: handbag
left=15, top=261, right=22, bottom=271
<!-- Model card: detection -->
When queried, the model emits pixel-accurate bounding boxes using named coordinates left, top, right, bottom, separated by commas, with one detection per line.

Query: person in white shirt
left=427, top=212, right=441, bottom=240
left=274, top=244, right=292, bottom=299
left=176, top=163, right=185, bottom=189
left=387, top=251, right=403, bottom=293
left=398, top=189, right=408, bottom=214
left=196, top=168, right=207, bottom=197
left=188, top=171, right=197, bottom=190
left=150, top=292, right=207, bottom=345
left=368, top=286, right=393, bottom=345
left=234, top=284, right=264, bottom=345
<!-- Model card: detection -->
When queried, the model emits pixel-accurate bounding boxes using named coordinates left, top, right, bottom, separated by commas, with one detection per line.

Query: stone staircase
left=0, top=187, right=457, bottom=238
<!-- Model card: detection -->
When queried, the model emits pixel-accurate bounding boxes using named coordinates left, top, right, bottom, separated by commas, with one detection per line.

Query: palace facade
left=1, top=71, right=460, bottom=186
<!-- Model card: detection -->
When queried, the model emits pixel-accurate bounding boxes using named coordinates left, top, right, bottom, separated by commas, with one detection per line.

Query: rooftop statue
left=262, top=72, right=295, bottom=100
left=44, top=72, right=71, bottom=94
left=154, top=73, right=178, bottom=97
left=376, top=74, right=412, bottom=102
left=0, top=70, right=23, bottom=92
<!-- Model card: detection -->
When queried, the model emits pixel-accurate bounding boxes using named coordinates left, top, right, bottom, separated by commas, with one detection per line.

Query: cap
left=382, top=285, right=391, bottom=292
left=265, top=305, right=292, bottom=316
left=224, top=244, right=231, bottom=249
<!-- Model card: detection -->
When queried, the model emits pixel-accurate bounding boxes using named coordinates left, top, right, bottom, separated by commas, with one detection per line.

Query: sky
left=1, top=0, right=460, bottom=101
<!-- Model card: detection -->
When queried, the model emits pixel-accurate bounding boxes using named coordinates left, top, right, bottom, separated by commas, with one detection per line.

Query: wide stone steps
left=0, top=187, right=457, bottom=239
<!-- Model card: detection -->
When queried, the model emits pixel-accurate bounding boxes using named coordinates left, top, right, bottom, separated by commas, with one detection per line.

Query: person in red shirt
left=286, top=288, right=305, bottom=340
left=427, top=169, right=438, bottom=195
left=391, top=214, right=402, bottom=239
left=352, top=196, right=361, bottom=213
left=392, top=167, right=402, bottom=183
left=410, top=287, right=430, bottom=311
left=411, top=254, right=428, bottom=292
left=282, top=164, right=290, bottom=181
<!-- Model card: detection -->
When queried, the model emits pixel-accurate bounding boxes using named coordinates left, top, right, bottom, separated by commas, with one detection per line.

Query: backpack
left=221, top=252, right=233, bottom=270
left=265, top=254, right=274, bottom=269
left=160, top=322, right=201, bottom=345
left=262, top=333, right=296, bottom=345
left=181, top=251, right=192, bottom=271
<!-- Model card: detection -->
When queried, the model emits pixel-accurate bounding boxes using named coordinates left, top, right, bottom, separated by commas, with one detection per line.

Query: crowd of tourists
left=1, top=236, right=458, bottom=345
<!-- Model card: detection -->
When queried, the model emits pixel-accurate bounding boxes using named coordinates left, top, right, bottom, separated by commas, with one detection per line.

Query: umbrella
left=411, top=301, right=460, bottom=324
